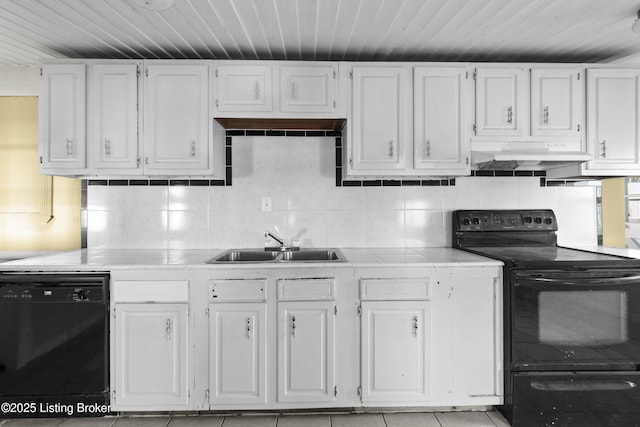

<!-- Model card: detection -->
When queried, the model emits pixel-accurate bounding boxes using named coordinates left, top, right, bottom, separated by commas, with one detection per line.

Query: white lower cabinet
left=278, top=300, right=335, bottom=403
left=360, top=301, right=430, bottom=403
left=209, top=303, right=266, bottom=404
left=113, top=304, right=189, bottom=408
left=110, top=274, right=192, bottom=411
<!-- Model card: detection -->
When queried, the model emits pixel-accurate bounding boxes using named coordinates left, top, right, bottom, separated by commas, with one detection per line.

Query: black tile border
left=84, top=131, right=570, bottom=189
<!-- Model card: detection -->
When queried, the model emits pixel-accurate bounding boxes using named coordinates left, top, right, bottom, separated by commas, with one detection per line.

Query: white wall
left=0, top=66, right=39, bottom=96
left=87, top=136, right=598, bottom=249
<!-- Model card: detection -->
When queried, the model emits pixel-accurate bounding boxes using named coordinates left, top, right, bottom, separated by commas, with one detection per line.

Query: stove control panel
left=453, top=209, right=557, bottom=232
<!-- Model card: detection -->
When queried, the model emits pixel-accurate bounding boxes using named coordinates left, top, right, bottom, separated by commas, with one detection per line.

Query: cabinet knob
left=255, top=81, right=261, bottom=100
left=543, top=106, right=550, bottom=124
left=291, top=314, right=296, bottom=338
left=165, top=318, right=172, bottom=341
left=600, top=140, right=607, bottom=159
left=66, top=138, right=73, bottom=157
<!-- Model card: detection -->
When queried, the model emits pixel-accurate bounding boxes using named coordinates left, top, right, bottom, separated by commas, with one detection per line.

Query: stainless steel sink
left=206, top=248, right=347, bottom=263
left=208, top=250, right=281, bottom=263
left=281, top=249, right=345, bottom=262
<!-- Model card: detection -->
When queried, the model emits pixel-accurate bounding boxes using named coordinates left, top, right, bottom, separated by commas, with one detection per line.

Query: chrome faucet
left=264, top=230, right=285, bottom=246
left=264, top=230, right=300, bottom=251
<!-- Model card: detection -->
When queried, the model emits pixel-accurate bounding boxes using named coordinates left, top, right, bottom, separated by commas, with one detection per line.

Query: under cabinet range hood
left=471, top=142, right=593, bottom=170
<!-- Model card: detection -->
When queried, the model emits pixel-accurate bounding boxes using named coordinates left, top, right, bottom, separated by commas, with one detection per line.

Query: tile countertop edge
left=0, top=248, right=504, bottom=270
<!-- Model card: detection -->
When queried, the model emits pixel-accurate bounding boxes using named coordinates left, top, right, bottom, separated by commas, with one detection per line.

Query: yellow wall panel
left=0, top=96, right=80, bottom=250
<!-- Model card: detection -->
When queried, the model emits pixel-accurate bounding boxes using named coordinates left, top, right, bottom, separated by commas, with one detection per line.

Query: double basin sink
left=206, top=248, right=347, bottom=264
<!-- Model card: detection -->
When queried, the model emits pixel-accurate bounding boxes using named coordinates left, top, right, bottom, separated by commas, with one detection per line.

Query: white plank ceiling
left=2, top=0, right=640, bottom=65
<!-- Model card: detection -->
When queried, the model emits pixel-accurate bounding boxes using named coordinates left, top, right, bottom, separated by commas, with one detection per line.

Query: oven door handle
left=517, top=275, right=640, bottom=286
left=531, top=380, right=637, bottom=392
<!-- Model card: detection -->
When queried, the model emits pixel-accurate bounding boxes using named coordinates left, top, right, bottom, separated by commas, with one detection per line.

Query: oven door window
left=512, top=270, right=640, bottom=367
left=538, top=290, right=627, bottom=346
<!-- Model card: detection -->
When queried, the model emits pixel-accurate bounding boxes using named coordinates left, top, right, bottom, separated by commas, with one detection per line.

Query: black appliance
left=0, top=273, right=110, bottom=418
left=453, top=209, right=640, bottom=427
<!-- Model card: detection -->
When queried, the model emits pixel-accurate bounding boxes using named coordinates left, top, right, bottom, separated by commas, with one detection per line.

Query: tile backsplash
left=87, top=136, right=598, bottom=249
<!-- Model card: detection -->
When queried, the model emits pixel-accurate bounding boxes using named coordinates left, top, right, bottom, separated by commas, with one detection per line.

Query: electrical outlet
left=261, top=197, right=272, bottom=212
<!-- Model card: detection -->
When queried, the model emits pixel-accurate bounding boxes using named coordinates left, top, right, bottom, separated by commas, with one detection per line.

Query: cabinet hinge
left=465, top=71, right=469, bottom=79
left=577, top=72, right=580, bottom=80
left=473, top=70, right=477, bottom=80
left=472, top=124, right=477, bottom=134
left=136, top=65, right=140, bottom=77
left=205, top=308, right=210, bottom=317
left=39, top=156, right=43, bottom=164
left=466, top=157, right=469, bottom=165
left=349, top=157, right=353, bottom=168
left=205, top=390, right=210, bottom=401
left=356, top=305, right=362, bottom=316
left=577, top=124, right=581, bottom=132
left=112, top=308, right=117, bottom=318
left=334, top=386, right=338, bottom=396
left=349, top=70, right=353, bottom=79
left=111, top=390, right=116, bottom=400
left=333, top=100, right=336, bottom=109
left=40, top=67, right=43, bottom=76
left=136, top=157, right=141, bottom=168
left=333, top=70, right=337, bottom=79
left=334, top=305, right=337, bottom=315
left=215, top=69, right=218, bottom=78
left=145, top=68, right=148, bottom=77
left=357, top=386, right=362, bottom=396
left=215, top=99, right=218, bottom=108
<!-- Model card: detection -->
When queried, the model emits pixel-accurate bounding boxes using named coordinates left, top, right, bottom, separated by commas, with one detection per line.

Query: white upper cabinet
left=215, top=64, right=273, bottom=113
left=144, top=63, right=210, bottom=173
left=530, top=68, right=581, bottom=138
left=349, top=65, right=410, bottom=173
left=279, top=64, right=337, bottom=113
left=213, top=61, right=340, bottom=117
left=474, top=67, right=525, bottom=137
left=472, top=65, right=584, bottom=150
left=88, top=63, right=141, bottom=173
left=585, top=68, right=640, bottom=172
left=414, top=66, right=470, bottom=174
left=39, top=63, right=86, bottom=172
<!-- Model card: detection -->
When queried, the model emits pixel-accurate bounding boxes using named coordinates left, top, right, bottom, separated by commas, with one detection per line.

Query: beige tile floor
left=0, top=411, right=511, bottom=427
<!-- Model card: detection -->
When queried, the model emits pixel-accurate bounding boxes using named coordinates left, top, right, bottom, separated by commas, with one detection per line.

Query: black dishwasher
left=0, top=273, right=110, bottom=418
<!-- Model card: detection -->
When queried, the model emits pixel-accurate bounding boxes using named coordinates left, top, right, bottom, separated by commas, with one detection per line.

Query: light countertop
left=0, top=247, right=502, bottom=271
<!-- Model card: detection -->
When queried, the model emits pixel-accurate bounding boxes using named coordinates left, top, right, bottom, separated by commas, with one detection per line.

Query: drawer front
left=277, top=278, right=335, bottom=301
left=360, top=278, right=430, bottom=300
left=113, top=280, right=189, bottom=303
left=209, top=279, right=267, bottom=301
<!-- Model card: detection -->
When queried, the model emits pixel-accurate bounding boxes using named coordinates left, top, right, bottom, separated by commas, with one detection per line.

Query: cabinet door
left=361, top=301, right=430, bottom=403
left=88, top=63, right=141, bottom=172
left=585, top=68, right=640, bottom=171
left=414, top=67, right=469, bottom=174
left=39, top=63, right=86, bottom=170
left=474, top=67, right=524, bottom=137
left=278, top=301, right=335, bottom=403
left=215, top=65, right=273, bottom=113
left=531, top=68, right=582, bottom=138
left=209, top=303, right=266, bottom=405
left=144, top=64, right=209, bottom=173
left=350, top=66, right=409, bottom=172
left=280, top=64, right=337, bottom=113
left=113, top=304, right=189, bottom=409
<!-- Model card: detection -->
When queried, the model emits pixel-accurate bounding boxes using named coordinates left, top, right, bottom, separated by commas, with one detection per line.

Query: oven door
left=511, top=269, right=640, bottom=369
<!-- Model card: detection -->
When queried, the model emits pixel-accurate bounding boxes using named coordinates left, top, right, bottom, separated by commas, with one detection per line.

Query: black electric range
left=453, top=209, right=640, bottom=427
